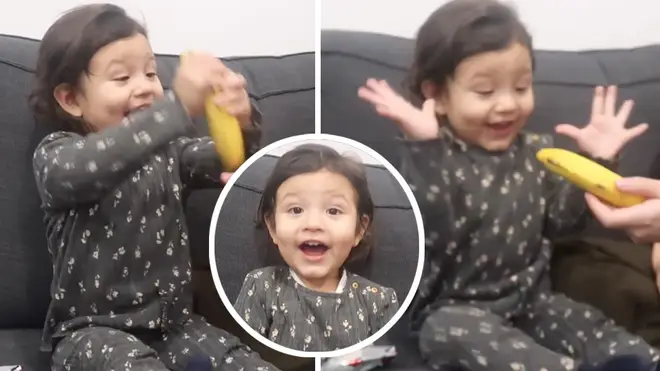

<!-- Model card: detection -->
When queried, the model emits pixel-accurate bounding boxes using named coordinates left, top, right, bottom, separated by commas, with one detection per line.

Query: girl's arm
left=399, top=135, right=456, bottom=263
left=176, top=100, right=263, bottom=188
left=234, top=269, right=271, bottom=337
left=33, top=91, right=194, bottom=210
left=372, top=287, right=399, bottom=333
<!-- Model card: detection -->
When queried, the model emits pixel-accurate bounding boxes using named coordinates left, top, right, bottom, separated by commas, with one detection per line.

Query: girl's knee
left=418, top=306, right=493, bottom=355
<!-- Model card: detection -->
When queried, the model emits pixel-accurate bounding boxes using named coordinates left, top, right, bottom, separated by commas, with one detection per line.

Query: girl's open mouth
left=299, top=241, right=329, bottom=260
left=124, top=105, right=151, bottom=117
left=486, top=120, right=516, bottom=137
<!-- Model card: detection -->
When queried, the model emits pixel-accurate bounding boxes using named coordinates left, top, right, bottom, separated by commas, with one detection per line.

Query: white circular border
left=208, top=133, right=425, bottom=359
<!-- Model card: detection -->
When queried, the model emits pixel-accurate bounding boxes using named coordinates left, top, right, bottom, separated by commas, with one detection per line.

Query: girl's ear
left=421, top=79, right=447, bottom=115
left=54, top=83, right=83, bottom=118
left=353, top=215, right=370, bottom=247
left=264, top=214, right=279, bottom=246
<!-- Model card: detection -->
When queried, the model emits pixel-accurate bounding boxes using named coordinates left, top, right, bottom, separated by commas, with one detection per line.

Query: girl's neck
left=442, top=122, right=520, bottom=154
left=290, top=268, right=347, bottom=293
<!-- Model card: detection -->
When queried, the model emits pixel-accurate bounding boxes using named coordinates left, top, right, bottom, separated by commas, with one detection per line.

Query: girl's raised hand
left=174, top=52, right=227, bottom=117
left=212, top=69, right=253, bottom=128
left=358, top=78, right=440, bottom=140
left=555, top=85, right=647, bottom=160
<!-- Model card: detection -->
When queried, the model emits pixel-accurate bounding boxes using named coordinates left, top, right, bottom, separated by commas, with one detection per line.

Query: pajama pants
left=51, top=315, right=278, bottom=371
left=419, top=293, right=659, bottom=371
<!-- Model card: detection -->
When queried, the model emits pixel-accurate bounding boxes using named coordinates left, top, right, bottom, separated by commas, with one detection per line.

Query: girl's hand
left=173, top=52, right=228, bottom=117
left=220, top=172, right=233, bottom=184
left=358, top=78, right=439, bottom=140
left=555, top=85, right=647, bottom=160
left=211, top=70, right=253, bottom=128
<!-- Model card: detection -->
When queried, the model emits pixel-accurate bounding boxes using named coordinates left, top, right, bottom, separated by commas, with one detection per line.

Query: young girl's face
left=56, top=33, right=164, bottom=131
left=427, top=42, right=534, bottom=151
left=266, top=169, right=366, bottom=292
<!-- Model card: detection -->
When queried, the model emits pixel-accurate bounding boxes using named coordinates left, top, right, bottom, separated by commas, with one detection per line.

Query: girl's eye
left=146, top=72, right=157, bottom=79
left=476, top=90, right=494, bottom=97
left=289, top=207, right=303, bottom=214
left=327, top=207, right=342, bottom=215
left=113, top=76, right=130, bottom=82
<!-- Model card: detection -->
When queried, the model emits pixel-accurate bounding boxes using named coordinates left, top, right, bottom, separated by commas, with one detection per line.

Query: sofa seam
left=321, top=50, right=660, bottom=87
left=0, top=59, right=314, bottom=99
left=228, top=182, right=412, bottom=210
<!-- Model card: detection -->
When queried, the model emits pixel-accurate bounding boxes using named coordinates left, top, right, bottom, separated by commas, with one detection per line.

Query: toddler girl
left=30, top=4, right=275, bottom=371
left=234, top=144, right=399, bottom=352
left=358, top=0, right=658, bottom=370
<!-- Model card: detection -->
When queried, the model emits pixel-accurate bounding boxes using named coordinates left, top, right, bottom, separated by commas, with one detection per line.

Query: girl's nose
left=133, top=76, right=156, bottom=98
left=495, top=94, right=516, bottom=112
left=302, top=212, right=324, bottom=231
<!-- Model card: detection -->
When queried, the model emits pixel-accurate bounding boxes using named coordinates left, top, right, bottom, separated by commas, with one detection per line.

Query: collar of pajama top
left=441, top=122, right=531, bottom=154
left=289, top=268, right=348, bottom=293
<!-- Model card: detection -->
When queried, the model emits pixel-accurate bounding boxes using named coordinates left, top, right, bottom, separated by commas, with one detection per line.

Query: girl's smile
left=266, top=169, right=364, bottom=292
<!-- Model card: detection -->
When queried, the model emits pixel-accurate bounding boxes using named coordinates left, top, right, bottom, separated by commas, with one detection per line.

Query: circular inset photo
left=209, top=134, right=424, bottom=358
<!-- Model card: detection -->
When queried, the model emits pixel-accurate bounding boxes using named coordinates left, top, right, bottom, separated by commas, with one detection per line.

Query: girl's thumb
left=220, top=172, right=233, bottom=184
left=421, top=99, right=436, bottom=116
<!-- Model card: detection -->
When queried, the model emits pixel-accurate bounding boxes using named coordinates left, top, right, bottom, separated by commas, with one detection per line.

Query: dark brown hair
left=29, top=3, right=147, bottom=134
left=407, top=0, right=534, bottom=102
left=258, top=143, right=375, bottom=268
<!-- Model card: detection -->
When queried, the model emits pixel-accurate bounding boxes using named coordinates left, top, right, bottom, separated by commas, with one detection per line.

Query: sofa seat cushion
left=0, top=329, right=50, bottom=370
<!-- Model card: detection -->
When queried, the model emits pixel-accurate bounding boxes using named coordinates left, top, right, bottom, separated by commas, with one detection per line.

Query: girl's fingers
left=591, top=86, right=604, bottom=120
left=358, top=86, right=386, bottom=106
left=623, top=123, right=648, bottom=143
left=421, top=99, right=436, bottom=117
left=603, top=85, right=617, bottom=117
left=220, top=172, right=233, bottom=184
left=615, top=99, right=634, bottom=123
left=366, top=79, right=395, bottom=98
left=554, top=123, right=581, bottom=141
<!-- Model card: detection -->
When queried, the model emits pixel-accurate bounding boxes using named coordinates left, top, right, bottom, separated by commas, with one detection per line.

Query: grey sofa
left=0, top=33, right=314, bottom=370
left=321, top=29, right=660, bottom=369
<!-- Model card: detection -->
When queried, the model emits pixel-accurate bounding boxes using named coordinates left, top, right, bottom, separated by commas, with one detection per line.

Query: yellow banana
left=180, top=52, right=245, bottom=172
left=536, top=148, right=644, bottom=208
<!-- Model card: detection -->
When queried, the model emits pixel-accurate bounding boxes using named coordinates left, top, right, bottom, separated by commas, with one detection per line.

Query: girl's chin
left=294, top=265, right=331, bottom=280
left=479, top=135, right=518, bottom=151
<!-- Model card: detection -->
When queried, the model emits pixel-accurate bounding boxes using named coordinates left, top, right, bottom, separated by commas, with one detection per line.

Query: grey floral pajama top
left=403, top=127, right=599, bottom=329
left=401, top=126, right=658, bottom=370
left=33, top=91, right=260, bottom=352
left=234, top=266, right=399, bottom=352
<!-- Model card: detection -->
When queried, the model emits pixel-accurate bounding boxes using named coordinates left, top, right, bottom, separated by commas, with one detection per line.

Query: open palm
left=357, top=78, right=439, bottom=140
left=555, top=85, right=647, bottom=160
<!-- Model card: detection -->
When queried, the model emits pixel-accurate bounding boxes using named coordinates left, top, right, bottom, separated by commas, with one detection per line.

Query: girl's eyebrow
left=103, top=59, right=126, bottom=72
left=104, top=53, right=156, bottom=72
left=279, top=192, right=303, bottom=202
left=324, top=192, right=351, bottom=203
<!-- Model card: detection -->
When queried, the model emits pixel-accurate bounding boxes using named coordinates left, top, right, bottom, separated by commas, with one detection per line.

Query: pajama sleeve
left=33, top=90, right=193, bottom=210
left=399, top=136, right=457, bottom=264
left=371, top=287, right=399, bottom=333
left=175, top=98, right=263, bottom=188
left=234, top=270, right=271, bottom=336
left=399, top=137, right=456, bottom=237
